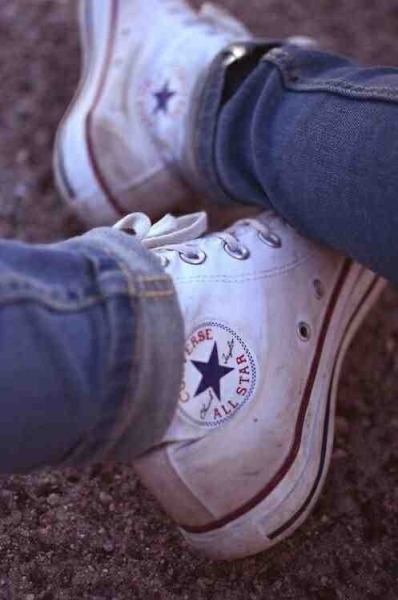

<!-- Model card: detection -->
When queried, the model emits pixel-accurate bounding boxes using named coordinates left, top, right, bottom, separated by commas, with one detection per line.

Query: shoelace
left=114, top=211, right=282, bottom=265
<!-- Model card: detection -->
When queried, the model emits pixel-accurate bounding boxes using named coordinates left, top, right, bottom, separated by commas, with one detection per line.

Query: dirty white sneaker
left=114, top=211, right=386, bottom=560
left=54, top=0, right=251, bottom=227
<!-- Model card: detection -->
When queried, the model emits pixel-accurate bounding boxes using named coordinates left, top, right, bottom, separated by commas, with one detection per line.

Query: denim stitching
left=84, top=246, right=174, bottom=454
left=138, top=275, right=172, bottom=283
left=283, top=77, right=398, bottom=100
left=115, top=265, right=142, bottom=457
left=66, top=243, right=138, bottom=462
left=83, top=242, right=175, bottom=301
left=0, top=272, right=173, bottom=313
left=266, top=53, right=398, bottom=101
left=139, top=290, right=175, bottom=299
left=0, top=278, right=172, bottom=306
left=0, top=293, right=133, bottom=312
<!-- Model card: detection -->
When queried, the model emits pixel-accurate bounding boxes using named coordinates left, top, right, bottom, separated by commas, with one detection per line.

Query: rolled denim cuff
left=64, top=227, right=184, bottom=464
left=190, top=39, right=281, bottom=206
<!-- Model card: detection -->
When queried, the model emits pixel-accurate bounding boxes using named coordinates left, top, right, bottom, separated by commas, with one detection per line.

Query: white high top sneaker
left=54, top=0, right=251, bottom=227
left=114, top=211, right=386, bottom=560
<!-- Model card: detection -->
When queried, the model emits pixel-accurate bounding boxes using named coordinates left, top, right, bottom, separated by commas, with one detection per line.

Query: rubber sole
left=180, top=263, right=385, bottom=560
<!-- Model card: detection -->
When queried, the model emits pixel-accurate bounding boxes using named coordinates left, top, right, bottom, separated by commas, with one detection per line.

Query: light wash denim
left=0, top=228, right=183, bottom=473
left=195, top=42, right=398, bottom=283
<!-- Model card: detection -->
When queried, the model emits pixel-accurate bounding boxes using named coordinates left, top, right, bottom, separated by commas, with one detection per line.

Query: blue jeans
left=0, top=228, right=183, bottom=473
left=3, top=43, right=398, bottom=474
left=196, top=42, right=398, bottom=283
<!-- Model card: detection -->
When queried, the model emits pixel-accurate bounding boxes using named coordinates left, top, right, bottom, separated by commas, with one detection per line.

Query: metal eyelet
left=258, top=231, right=282, bottom=249
left=222, top=44, right=249, bottom=67
left=297, top=322, right=312, bottom=342
left=179, top=249, right=207, bottom=265
left=223, top=242, right=250, bottom=261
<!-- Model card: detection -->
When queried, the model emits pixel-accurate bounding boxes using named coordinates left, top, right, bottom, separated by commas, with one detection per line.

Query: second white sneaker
left=114, top=210, right=385, bottom=560
left=54, top=0, right=251, bottom=226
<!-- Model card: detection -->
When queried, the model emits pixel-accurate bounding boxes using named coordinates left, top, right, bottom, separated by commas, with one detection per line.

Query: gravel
left=0, top=0, right=397, bottom=598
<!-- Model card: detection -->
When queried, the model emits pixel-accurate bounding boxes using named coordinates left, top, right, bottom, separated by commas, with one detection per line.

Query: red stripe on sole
left=182, top=258, right=353, bottom=535
left=269, top=274, right=380, bottom=540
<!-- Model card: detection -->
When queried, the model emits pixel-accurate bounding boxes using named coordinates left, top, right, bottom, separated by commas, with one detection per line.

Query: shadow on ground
left=0, top=1, right=397, bottom=598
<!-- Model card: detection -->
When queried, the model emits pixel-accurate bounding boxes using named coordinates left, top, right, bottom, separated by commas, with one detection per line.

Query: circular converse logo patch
left=179, top=321, right=257, bottom=429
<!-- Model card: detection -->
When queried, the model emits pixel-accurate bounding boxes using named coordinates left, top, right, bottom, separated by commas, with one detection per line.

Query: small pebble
left=99, top=491, right=112, bottom=505
left=47, top=493, right=61, bottom=506
left=10, top=511, right=22, bottom=525
left=103, top=540, right=115, bottom=553
left=332, top=448, right=348, bottom=460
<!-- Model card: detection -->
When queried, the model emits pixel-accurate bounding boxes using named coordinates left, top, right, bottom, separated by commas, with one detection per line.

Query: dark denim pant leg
left=0, top=228, right=183, bottom=474
left=197, top=43, right=398, bottom=283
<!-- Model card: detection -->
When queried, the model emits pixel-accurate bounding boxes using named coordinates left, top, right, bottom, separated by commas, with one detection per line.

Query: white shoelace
left=114, top=211, right=282, bottom=264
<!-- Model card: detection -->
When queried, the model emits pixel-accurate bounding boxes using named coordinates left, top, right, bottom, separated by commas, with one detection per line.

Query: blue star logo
left=153, top=81, right=176, bottom=114
left=191, top=343, right=234, bottom=400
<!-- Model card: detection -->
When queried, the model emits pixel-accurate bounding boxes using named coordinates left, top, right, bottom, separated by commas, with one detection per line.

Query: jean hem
left=192, top=39, right=281, bottom=207
left=64, top=228, right=184, bottom=463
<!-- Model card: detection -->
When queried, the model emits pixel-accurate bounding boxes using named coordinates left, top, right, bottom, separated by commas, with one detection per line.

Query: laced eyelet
left=223, top=242, right=250, bottom=261
left=222, top=44, right=249, bottom=67
left=297, top=322, right=311, bottom=342
left=258, top=231, right=282, bottom=249
left=179, top=249, right=207, bottom=265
